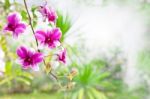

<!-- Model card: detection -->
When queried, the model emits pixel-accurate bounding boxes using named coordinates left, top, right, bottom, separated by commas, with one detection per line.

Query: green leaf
left=0, top=76, right=13, bottom=85
left=21, top=10, right=28, bottom=21
left=90, top=88, right=107, bottom=99
left=78, top=88, right=84, bottom=99
left=32, top=20, right=37, bottom=27
left=56, top=11, right=72, bottom=42
left=87, top=90, right=95, bottom=99
left=98, top=72, right=110, bottom=81
left=0, top=36, right=8, bottom=53
left=16, top=77, right=31, bottom=85
left=31, top=6, right=38, bottom=27
left=21, top=72, right=33, bottom=80
left=5, top=62, right=12, bottom=76
left=4, top=0, right=10, bottom=10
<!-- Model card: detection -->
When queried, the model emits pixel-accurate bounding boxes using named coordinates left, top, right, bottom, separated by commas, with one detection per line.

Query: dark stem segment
left=23, top=0, right=58, bottom=82
left=23, top=0, right=39, bottom=51
left=50, top=72, right=58, bottom=81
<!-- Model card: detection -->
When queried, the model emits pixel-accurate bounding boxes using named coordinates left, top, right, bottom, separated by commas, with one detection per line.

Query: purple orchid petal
left=51, top=28, right=62, bottom=40
left=51, top=41, right=60, bottom=48
left=47, top=9, right=57, bottom=23
left=31, top=53, right=43, bottom=64
left=4, top=23, right=15, bottom=32
left=4, top=12, right=26, bottom=37
left=14, top=28, right=24, bottom=37
left=48, top=42, right=56, bottom=49
left=17, top=46, right=28, bottom=59
left=16, top=23, right=26, bottom=29
left=35, top=30, right=46, bottom=43
left=22, top=61, right=30, bottom=69
left=39, top=5, right=50, bottom=17
left=14, top=23, right=26, bottom=37
left=57, top=49, right=67, bottom=64
left=17, top=46, right=43, bottom=70
left=4, top=25, right=12, bottom=32
left=39, top=5, right=57, bottom=23
left=36, top=28, right=62, bottom=49
left=7, top=13, right=21, bottom=24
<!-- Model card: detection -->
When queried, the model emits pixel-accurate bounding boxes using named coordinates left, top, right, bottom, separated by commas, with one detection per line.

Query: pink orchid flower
left=35, top=28, right=62, bottom=49
left=57, top=49, right=67, bottom=64
left=39, top=5, right=57, bottom=23
left=4, top=12, right=26, bottom=37
left=17, top=46, right=43, bottom=71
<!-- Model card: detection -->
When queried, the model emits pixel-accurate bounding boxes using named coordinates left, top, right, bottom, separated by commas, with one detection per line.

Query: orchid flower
left=17, top=46, right=43, bottom=71
left=35, top=28, right=62, bottom=49
left=57, top=48, right=67, bottom=64
left=4, top=12, right=26, bottom=37
left=39, top=5, right=57, bottom=23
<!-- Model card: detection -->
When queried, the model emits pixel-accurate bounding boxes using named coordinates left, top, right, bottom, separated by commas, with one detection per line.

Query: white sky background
left=10, top=0, right=149, bottom=87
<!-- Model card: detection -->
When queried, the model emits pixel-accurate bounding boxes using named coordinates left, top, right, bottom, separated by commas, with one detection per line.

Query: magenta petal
left=35, top=28, right=62, bottom=49
left=22, top=61, right=30, bottom=69
left=14, top=28, right=24, bottom=37
left=47, top=40, right=59, bottom=48
left=7, top=13, right=21, bottom=24
left=17, top=46, right=28, bottom=59
left=31, top=53, right=43, bottom=64
left=39, top=6, right=50, bottom=17
left=47, top=9, right=57, bottom=23
left=48, top=42, right=56, bottom=48
left=16, top=23, right=26, bottom=29
left=58, top=49, right=67, bottom=64
left=51, top=28, right=61, bottom=40
left=15, top=27, right=24, bottom=33
left=14, top=23, right=26, bottom=36
left=48, top=14, right=56, bottom=22
left=39, top=5, right=57, bottom=23
left=4, top=25, right=12, bottom=31
left=35, top=30, right=46, bottom=43
left=53, top=41, right=60, bottom=48
left=17, top=46, right=43, bottom=70
left=4, top=13, right=26, bottom=37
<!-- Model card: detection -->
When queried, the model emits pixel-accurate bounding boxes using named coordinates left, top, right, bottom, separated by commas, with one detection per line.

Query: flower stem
left=23, top=0, right=39, bottom=51
left=23, top=0, right=58, bottom=82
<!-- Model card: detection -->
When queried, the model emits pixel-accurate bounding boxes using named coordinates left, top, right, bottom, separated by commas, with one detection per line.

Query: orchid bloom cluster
left=4, top=4, right=67, bottom=71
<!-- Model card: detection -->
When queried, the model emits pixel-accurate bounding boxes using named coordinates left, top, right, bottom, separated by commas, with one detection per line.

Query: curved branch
left=23, top=0, right=58, bottom=82
left=23, top=0, right=39, bottom=51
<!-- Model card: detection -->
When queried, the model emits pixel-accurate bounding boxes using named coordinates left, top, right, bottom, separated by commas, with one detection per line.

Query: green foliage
left=0, top=62, right=33, bottom=87
left=4, top=0, right=10, bottom=10
left=0, top=35, right=33, bottom=89
left=137, top=50, right=150, bottom=73
left=67, top=57, right=124, bottom=99
left=71, top=64, right=108, bottom=99
left=21, top=10, right=28, bottom=21
left=56, top=11, right=72, bottom=42
left=31, top=6, right=38, bottom=27
left=0, top=36, right=8, bottom=54
left=0, top=1, right=149, bottom=98
left=21, top=6, right=38, bottom=27
left=0, top=92, right=62, bottom=99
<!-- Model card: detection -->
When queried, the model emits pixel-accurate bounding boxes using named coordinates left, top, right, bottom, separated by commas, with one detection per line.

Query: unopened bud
left=67, top=68, right=78, bottom=81
left=70, top=68, right=78, bottom=77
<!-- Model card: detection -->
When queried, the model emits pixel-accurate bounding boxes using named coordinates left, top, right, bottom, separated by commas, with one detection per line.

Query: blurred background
left=0, top=0, right=150, bottom=99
